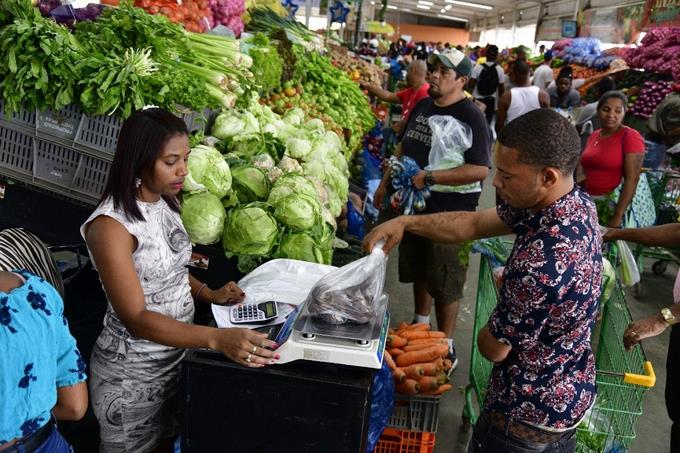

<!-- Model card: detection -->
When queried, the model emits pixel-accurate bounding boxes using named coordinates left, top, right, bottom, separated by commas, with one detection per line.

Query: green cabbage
left=277, top=232, right=326, bottom=263
left=251, top=153, right=276, bottom=170
left=222, top=203, right=280, bottom=257
left=213, top=113, right=246, bottom=139
left=268, top=173, right=318, bottom=206
left=180, top=192, right=226, bottom=245
left=231, top=165, right=270, bottom=203
left=272, top=193, right=321, bottom=231
left=183, top=145, right=232, bottom=198
left=285, top=137, right=313, bottom=161
left=277, top=155, right=303, bottom=173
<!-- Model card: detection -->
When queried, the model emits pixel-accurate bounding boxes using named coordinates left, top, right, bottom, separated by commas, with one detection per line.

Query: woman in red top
left=579, top=91, right=645, bottom=227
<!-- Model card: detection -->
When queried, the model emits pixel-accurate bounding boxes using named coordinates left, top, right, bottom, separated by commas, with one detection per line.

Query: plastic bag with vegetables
left=426, top=115, right=479, bottom=194
left=306, top=242, right=387, bottom=325
left=388, top=156, right=430, bottom=215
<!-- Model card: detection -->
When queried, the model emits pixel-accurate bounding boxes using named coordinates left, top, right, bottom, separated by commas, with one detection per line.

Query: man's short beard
left=428, top=86, right=441, bottom=99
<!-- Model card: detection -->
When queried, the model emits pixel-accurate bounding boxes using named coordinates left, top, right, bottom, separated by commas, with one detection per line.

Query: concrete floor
left=380, top=172, right=673, bottom=453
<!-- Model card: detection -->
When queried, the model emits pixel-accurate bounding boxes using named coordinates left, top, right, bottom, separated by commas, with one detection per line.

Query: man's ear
left=541, top=167, right=560, bottom=188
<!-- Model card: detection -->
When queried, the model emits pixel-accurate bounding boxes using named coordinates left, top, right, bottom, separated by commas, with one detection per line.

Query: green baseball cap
left=427, top=48, right=473, bottom=77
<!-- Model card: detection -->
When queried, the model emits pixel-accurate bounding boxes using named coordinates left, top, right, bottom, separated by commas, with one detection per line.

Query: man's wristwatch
left=661, top=307, right=678, bottom=326
left=424, top=171, right=435, bottom=187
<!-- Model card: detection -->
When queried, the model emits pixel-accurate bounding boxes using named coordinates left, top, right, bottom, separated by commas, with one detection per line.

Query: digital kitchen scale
left=271, top=295, right=390, bottom=369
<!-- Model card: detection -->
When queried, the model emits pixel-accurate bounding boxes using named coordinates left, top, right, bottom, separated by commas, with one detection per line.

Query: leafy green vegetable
left=222, top=203, right=280, bottom=272
left=184, top=145, right=232, bottom=198
left=231, top=165, right=270, bottom=203
left=180, top=192, right=227, bottom=245
left=246, top=33, right=283, bottom=94
left=272, top=193, right=320, bottom=232
left=277, top=231, right=329, bottom=264
left=267, top=173, right=317, bottom=206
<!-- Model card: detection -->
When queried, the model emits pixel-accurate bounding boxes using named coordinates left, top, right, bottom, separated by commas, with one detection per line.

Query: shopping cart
left=463, top=255, right=656, bottom=452
left=633, top=169, right=680, bottom=288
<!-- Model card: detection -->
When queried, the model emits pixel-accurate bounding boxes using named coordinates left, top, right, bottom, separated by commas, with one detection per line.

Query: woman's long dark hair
left=101, top=108, right=188, bottom=221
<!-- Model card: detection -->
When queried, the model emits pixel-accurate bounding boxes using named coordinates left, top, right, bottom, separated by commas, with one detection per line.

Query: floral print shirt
left=485, top=187, right=602, bottom=429
left=0, top=271, right=86, bottom=445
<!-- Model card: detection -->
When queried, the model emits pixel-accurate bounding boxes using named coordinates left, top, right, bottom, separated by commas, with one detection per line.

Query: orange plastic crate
left=373, top=428, right=436, bottom=453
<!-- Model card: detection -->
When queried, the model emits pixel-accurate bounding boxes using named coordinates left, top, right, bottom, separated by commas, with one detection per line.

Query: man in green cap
left=372, top=48, right=491, bottom=370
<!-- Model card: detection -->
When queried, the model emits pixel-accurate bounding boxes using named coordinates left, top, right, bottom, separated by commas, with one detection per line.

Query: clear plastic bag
left=306, top=242, right=387, bottom=324
left=426, top=115, right=479, bottom=193
left=426, top=114, right=473, bottom=172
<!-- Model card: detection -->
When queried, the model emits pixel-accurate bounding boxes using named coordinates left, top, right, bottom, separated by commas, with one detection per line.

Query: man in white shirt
left=468, top=45, right=505, bottom=125
left=532, top=50, right=554, bottom=89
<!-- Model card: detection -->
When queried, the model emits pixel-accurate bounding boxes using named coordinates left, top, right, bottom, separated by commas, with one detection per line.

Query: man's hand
left=362, top=217, right=407, bottom=254
left=358, top=80, right=370, bottom=89
left=607, top=214, right=624, bottom=229
left=373, top=182, right=387, bottom=210
left=623, top=315, right=668, bottom=350
left=412, top=170, right=427, bottom=190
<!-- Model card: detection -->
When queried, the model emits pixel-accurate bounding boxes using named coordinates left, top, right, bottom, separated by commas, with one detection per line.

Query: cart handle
left=623, top=361, right=656, bottom=388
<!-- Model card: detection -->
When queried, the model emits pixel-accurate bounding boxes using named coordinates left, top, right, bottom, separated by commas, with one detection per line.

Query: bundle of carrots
left=383, top=322, right=453, bottom=396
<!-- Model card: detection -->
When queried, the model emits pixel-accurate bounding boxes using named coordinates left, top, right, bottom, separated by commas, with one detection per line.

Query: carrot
left=388, top=328, right=395, bottom=335
left=384, top=351, right=397, bottom=370
left=407, top=338, right=449, bottom=346
left=419, top=376, right=439, bottom=392
left=395, top=379, right=420, bottom=395
left=396, top=322, right=409, bottom=332
left=401, top=364, right=425, bottom=380
left=387, top=335, right=407, bottom=348
left=405, top=323, right=431, bottom=332
left=400, top=330, right=446, bottom=340
left=421, top=383, right=453, bottom=395
left=436, top=371, right=449, bottom=385
left=412, top=362, right=440, bottom=376
left=388, top=348, right=405, bottom=357
left=434, top=357, right=445, bottom=370
left=395, top=344, right=449, bottom=367
left=392, top=368, right=406, bottom=383
left=443, top=358, right=453, bottom=372
left=403, top=342, right=447, bottom=352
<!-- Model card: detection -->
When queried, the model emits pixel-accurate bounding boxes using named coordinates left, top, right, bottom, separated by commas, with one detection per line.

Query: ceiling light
left=444, top=0, right=492, bottom=10
left=440, top=8, right=445, bottom=12
left=401, top=7, right=411, bottom=11
left=445, top=4, right=452, bottom=9
left=370, top=1, right=375, bottom=4
left=416, top=4, right=431, bottom=9
left=437, top=14, right=468, bottom=22
left=417, top=1, right=434, bottom=5
left=387, top=4, right=397, bottom=9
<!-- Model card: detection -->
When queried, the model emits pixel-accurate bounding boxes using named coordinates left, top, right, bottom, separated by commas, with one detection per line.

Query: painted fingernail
left=275, top=354, right=281, bottom=359
left=240, top=292, right=245, bottom=296
left=268, top=359, right=276, bottom=365
left=272, top=343, right=279, bottom=348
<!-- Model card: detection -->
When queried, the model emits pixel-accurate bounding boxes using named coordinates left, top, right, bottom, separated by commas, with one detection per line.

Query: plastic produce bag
left=426, top=115, right=480, bottom=194
left=366, top=360, right=395, bottom=453
left=388, top=156, right=430, bottom=215
left=617, top=240, right=640, bottom=287
left=306, top=242, right=387, bottom=324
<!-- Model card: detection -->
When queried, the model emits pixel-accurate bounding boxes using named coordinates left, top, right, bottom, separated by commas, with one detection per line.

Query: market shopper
left=532, top=49, right=554, bottom=90
left=468, top=44, right=505, bottom=125
left=359, top=59, right=429, bottom=133
left=548, top=66, right=581, bottom=109
left=645, top=92, right=680, bottom=169
left=495, top=60, right=550, bottom=134
left=373, top=48, right=491, bottom=369
left=579, top=91, right=647, bottom=227
left=365, top=109, right=601, bottom=453
left=0, top=270, right=88, bottom=452
left=604, top=224, right=680, bottom=453
left=81, top=108, right=278, bottom=452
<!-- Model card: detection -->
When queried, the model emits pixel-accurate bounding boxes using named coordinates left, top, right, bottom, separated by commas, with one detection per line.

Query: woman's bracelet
left=195, top=282, right=209, bottom=303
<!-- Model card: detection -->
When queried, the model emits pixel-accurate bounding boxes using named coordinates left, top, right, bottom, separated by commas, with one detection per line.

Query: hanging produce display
left=625, top=27, right=680, bottom=82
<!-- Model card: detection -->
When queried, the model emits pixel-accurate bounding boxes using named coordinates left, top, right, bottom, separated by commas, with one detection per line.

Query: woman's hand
left=209, top=328, right=279, bottom=368
left=623, top=315, right=668, bottom=350
left=373, top=182, right=387, bottom=210
left=208, top=281, right=245, bottom=306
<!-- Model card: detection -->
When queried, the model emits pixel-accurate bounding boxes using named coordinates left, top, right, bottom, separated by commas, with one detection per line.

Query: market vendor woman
left=81, top=108, right=278, bottom=452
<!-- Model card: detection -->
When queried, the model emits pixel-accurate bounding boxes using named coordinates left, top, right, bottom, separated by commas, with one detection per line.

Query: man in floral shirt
left=364, top=108, right=602, bottom=452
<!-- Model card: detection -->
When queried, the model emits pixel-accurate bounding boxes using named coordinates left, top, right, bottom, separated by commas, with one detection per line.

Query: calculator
left=230, top=301, right=279, bottom=324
